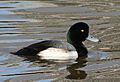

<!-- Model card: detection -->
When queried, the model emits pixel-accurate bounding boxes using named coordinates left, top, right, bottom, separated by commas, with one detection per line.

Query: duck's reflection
left=12, top=54, right=88, bottom=80
left=66, top=57, right=87, bottom=79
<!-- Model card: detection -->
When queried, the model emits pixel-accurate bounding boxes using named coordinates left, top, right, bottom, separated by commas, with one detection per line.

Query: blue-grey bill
left=86, top=34, right=100, bottom=42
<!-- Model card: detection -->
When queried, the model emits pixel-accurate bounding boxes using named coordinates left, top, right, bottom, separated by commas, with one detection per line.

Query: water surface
left=0, top=0, right=120, bottom=82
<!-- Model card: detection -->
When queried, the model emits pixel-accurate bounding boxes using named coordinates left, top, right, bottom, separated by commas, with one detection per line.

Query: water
left=0, top=0, right=120, bottom=82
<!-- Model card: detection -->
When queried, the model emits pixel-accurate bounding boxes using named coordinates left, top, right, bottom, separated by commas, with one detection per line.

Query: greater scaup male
left=12, top=22, right=100, bottom=60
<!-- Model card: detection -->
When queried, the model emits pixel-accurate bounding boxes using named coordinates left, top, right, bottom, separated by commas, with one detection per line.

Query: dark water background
left=0, top=0, right=120, bottom=82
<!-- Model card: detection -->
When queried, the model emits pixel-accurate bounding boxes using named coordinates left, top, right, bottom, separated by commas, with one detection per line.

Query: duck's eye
left=81, top=29, right=84, bottom=32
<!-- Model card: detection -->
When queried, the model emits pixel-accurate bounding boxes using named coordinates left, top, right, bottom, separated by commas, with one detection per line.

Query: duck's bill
left=86, top=34, right=101, bottom=42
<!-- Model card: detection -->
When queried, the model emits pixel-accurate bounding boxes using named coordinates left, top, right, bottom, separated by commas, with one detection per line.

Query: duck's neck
left=73, top=42, right=88, bottom=57
left=67, top=32, right=88, bottom=57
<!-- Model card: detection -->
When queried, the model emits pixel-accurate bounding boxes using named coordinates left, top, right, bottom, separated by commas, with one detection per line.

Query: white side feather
left=37, top=48, right=78, bottom=60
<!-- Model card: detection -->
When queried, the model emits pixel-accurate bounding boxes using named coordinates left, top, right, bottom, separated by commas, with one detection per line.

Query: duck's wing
left=11, top=40, right=75, bottom=56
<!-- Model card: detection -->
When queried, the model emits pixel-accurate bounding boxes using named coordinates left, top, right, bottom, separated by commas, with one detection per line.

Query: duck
left=12, top=22, right=100, bottom=60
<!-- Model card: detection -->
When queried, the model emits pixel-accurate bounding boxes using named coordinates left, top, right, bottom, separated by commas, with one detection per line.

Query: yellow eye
left=81, top=29, right=84, bottom=32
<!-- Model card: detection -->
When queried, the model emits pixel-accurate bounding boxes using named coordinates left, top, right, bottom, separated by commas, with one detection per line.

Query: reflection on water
left=66, top=58, right=87, bottom=79
left=0, top=0, right=120, bottom=82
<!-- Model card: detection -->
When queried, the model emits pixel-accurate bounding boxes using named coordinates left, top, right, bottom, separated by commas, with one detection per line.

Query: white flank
left=37, top=48, right=78, bottom=60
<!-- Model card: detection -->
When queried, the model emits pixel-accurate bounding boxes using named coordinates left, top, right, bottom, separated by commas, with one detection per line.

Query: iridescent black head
left=67, top=22, right=89, bottom=45
left=67, top=22, right=100, bottom=57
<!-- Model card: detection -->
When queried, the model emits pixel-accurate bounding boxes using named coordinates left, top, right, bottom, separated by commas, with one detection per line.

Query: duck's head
left=67, top=22, right=100, bottom=57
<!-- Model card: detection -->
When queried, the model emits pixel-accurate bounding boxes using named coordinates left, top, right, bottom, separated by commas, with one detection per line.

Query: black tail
left=10, top=47, right=39, bottom=56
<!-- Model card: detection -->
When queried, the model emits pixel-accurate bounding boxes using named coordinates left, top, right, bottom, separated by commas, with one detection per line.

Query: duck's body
left=13, top=40, right=78, bottom=60
left=12, top=22, right=100, bottom=60
left=38, top=47, right=77, bottom=60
